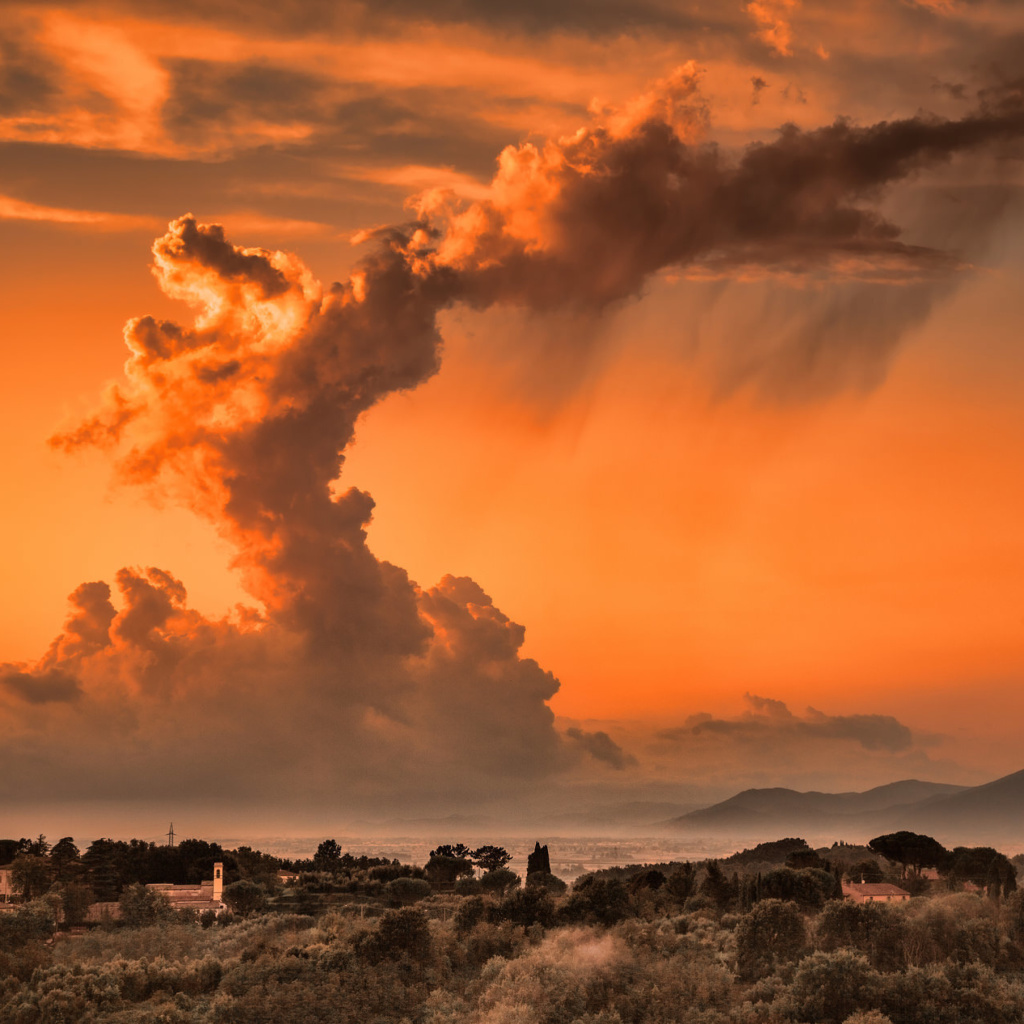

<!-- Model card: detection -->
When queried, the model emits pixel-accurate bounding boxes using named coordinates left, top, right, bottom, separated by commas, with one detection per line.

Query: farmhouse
left=842, top=881, right=911, bottom=903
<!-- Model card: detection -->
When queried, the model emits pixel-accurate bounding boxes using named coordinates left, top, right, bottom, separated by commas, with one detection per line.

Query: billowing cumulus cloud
left=5, top=63, right=1022, bottom=817
left=427, top=85, right=1024, bottom=311
left=412, top=67, right=1022, bottom=396
left=3, top=202, right=578, bottom=812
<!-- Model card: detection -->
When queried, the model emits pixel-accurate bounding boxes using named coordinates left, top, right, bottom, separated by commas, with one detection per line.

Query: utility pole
left=166, top=823, right=176, bottom=847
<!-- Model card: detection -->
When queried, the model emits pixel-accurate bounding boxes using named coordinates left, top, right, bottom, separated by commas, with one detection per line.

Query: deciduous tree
left=735, top=898, right=806, bottom=979
left=11, top=854, right=50, bottom=901
left=222, top=879, right=268, bottom=917
left=118, top=883, right=172, bottom=927
left=789, top=950, right=882, bottom=1024
left=480, top=868, right=520, bottom=896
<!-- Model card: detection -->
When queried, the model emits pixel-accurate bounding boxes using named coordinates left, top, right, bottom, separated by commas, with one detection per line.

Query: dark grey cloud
left=801, top=707, right=915, bottom=751
left=565, top=727, right=637, bottom=769
left=349, top=0, right=714, bottom=36
left=658, top=694, right=915, bottom=754
left=441, top=97, right=1024, bottom=308
left=45, top=581, right=116, bottom=662
left=162, top=60, right=332, bottom=134
left=160, top=58, right=560, bottom=178
left=0, top=141, right=399, bottom=241
left=0, top=34, right=61, bottom=117
left=0, top=667, right=82, bottom=704
left=15, top=0, right=722, bottom=39
left=933, top=80, right=969, bottom=102
left=157, top=217, right=291, bottom=296
left=408, top=73, right=1024, bottom=396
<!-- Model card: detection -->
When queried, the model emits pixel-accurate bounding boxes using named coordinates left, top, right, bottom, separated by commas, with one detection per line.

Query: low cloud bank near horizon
left=2, top=61, right=1022, bottom=816
left=554, top=695, right=957, bottom=810
left=665, top=694, right=916, bottom=753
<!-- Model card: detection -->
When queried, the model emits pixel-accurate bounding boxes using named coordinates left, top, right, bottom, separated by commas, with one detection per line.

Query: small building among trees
left=841, top=881, right=911, bottom=903
left=87, top=860, right=228, bottom=922
left=147, top=861, right=226, bottom=914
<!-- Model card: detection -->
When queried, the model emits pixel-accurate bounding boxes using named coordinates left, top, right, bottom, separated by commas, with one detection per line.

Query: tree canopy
left=868, top=832, right=950, bottom=876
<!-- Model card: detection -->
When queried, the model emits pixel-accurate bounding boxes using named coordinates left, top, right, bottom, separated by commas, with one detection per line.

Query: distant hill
left=897, top=769, right=1024, bottom=841
left=662, top=779, right=965, bottom=830
left=653, top=774, right=1024, bottom=844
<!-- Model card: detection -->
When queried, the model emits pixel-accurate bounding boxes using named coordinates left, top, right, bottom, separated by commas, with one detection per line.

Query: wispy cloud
left=0, top=194, right=156, bottom=230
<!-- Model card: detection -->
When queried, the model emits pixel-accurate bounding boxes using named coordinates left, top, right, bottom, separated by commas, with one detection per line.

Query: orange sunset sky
left=1, top=0, right=1023, bottom=831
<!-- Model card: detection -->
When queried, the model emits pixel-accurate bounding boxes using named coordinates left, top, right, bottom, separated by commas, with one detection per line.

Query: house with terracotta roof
left=842, top=881, right=911, bottom=903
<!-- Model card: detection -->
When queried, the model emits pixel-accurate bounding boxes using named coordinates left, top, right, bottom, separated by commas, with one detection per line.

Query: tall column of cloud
left=57, top=217, right=440, bottom=663
left=3, top=214, right=567, bottom=806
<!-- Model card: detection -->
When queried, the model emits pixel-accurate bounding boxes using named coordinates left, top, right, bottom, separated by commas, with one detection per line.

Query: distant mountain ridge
left=658, top=771, right=1024, bottom=846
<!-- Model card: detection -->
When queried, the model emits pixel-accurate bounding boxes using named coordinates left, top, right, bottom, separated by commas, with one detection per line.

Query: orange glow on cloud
left=745, top=0, right=799, bottom=57
left=0, top=194, right=157, bottom=229
left=2, top=0, right=1023, bottom=820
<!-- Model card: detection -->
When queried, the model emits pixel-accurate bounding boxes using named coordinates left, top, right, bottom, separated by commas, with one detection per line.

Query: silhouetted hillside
left=656, top=776, right=1013, bottom=841
left=896, top=769, right=1024, bottom=841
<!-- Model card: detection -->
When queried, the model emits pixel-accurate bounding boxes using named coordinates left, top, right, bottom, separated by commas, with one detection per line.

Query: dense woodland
left=2, top=832, right=1024, bottom=1023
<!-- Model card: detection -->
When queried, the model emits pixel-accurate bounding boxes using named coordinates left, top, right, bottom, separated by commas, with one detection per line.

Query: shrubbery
left=2, top=834, right=1023, bottom=1024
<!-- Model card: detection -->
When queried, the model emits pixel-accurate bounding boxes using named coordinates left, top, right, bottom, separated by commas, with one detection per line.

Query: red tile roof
left=842, top=882, right=911, bottom=897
